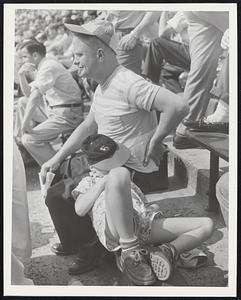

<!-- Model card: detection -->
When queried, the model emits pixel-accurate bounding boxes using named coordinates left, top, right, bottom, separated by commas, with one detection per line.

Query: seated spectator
left=14, top=52, right=47, bottom=144
left=142, top=11, right=190, bottom=88
left=35, top=31, right=48, bottom=44
left=40, top=19, right=189, bottom=276
left=19, top=40, right=84, bottom=166
left=72, top=134, right=214, bottom=285
left=44, top=24, right=59, bottom=56
left=83, top=10, right=97, bottom=23
left=46, top=22, right=72, bottom=57
left=105, top=10, right=161, bottom=75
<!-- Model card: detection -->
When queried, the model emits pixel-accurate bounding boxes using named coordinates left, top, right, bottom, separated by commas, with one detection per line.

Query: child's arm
left=75, top=176, right=107, bottom=216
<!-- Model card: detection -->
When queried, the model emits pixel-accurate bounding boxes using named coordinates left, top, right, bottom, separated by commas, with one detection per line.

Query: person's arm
left=159, top=24, right=176, bottom=39
left=144, top=88, right=189, bottom=166
left=75, top=176, right=107, bottom=216
left=18, top=63, right=36, bottom=97
left=40, top=109, right=98, bottom=182
left=119, top=11, right=161, bottom=51
left=21, top=88, right=43, bottom=134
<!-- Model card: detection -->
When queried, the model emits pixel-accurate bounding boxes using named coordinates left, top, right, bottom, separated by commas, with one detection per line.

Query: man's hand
left=143, top=139, right=168, bottom=167
left=119, top=32, right=138, bottom=51
left=18, top=63, right=36, bottom=76
left=40, top=157, right=61, bottom=184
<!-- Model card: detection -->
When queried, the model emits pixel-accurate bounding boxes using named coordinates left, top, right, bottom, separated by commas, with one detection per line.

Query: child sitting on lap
left=72, top=134, right=214, bottom=285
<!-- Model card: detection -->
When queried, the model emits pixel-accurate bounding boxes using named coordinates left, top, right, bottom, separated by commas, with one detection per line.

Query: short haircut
left=73, top=33, right=111, bottom=53
left=20, top=40, right=46, bottom=57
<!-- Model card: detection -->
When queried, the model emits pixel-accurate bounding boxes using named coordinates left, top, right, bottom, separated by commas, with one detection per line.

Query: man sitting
left=19, top=40, right=84, bottom=166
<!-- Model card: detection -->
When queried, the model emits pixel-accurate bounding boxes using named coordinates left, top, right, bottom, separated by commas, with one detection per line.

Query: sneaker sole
left=122, top=264, right=156, bottom=286
left=150, top=251, right=172, bottom=281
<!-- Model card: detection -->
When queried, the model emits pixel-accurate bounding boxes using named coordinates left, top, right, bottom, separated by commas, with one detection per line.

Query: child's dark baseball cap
left=81, top=134, right=130, bottom=171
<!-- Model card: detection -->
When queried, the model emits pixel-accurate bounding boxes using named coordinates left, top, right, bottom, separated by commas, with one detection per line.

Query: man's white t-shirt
left=91, top=65, right=161, bottom=173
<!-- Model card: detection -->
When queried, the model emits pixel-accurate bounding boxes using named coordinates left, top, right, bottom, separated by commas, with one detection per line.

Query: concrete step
left=165, top=136, right=228, bottom=201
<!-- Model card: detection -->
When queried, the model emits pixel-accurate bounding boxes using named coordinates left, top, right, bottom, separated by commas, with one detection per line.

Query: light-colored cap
left=64, top=20, right=118, bottom=53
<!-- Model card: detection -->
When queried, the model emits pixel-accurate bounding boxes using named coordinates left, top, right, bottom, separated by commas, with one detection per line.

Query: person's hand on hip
left=143, top=140, right=167, bottom=167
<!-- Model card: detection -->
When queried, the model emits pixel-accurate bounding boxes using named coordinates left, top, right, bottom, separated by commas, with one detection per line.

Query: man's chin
left=78, top=70, right=86, bottom=78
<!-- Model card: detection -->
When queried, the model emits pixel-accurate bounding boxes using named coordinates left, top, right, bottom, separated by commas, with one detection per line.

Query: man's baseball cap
left=64, top=20, right=118, bottom=53
left=81, top=134, right=130, bottom=171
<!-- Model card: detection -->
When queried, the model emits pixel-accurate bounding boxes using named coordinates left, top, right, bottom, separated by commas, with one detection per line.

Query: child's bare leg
left=105, top=167, right=136, bottom=242
left=104, top=167, right=156, bottom=285
left=150, top=217, right=214, bottom=254
left=148, top=217, right=214, bottom=281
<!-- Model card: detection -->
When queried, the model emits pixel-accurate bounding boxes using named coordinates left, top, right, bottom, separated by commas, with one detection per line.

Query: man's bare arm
left=144, top=88, right=189, bottom=166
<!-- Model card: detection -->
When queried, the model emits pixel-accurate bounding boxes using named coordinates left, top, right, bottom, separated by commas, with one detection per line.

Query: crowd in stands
left=12, top=9, right=229, bottom=286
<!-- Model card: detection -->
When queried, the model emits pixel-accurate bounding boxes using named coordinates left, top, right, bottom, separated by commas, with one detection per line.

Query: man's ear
left=32, top=52, right=40, bottom=61
left=96, top=48, right=104, bottom=62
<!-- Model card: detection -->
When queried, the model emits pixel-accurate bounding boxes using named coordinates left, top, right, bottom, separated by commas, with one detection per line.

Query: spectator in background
left=19, top=40, right=84, bottom=166
left=173, top=11, right=229, bottom=149
left=44, top=24, right=59, bottom=56
left=142, top=11, right=190, bottom=90
left=46, top=23, right=73, bottom=59
left=105, top=11, right=161, bottom=75
left=14, top=38, right=48, bottom=145
left=83, top=10, right=98, bottom=23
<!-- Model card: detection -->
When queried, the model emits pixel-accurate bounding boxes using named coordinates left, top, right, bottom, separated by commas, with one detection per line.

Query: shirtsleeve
left=167, top=11, right=188, bottom=33
left=71, top=176, right=92, bottom=200
left=30, top=62, right=57, bottom=95
left=125, top=75, right=160, bottom=111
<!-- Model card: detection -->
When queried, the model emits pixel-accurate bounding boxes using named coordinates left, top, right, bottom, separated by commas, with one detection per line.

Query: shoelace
left=129, top=249, right=148, bottom=265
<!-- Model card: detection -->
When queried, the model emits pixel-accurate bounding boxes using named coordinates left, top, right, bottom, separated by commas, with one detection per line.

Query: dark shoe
left=122, top=247, right=156, bottom=286
left=51, top=243, right=78, bottom=256
left=173, top=134, right=198, bottom=149
left=150, top=243, right=176, bottom=281
left=68, top=240, right=107, bottom=275
left=182, top=118, right=229, bottom=133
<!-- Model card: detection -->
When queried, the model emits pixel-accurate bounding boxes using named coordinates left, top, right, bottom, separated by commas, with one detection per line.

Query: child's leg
left=104, top=167, right=156, bottom=286
left=149, top=217, right=214, bottom=254
left=104, top=167, right=138, bottom=247
left=148, top=217, right=214, bottom=281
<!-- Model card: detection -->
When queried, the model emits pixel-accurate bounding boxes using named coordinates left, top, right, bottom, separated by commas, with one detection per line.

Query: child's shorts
left=103, top=207, right=164, bottom=252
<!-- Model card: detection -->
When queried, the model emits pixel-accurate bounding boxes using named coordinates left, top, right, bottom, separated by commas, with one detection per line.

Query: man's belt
left=49, top=103, right=82, bottom=109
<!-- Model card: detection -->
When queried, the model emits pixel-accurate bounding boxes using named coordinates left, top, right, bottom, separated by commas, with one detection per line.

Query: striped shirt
left=91, top=65, right=161, bottom=173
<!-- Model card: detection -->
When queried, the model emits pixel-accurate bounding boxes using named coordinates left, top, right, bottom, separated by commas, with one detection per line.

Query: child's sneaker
left=150, top=243, right=177, bottom=281
left=121, top=247, right=156, bottom=286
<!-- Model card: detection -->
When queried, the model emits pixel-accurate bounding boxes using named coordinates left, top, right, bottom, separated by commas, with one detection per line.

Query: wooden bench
left=186, top=131, right=229, bottom=212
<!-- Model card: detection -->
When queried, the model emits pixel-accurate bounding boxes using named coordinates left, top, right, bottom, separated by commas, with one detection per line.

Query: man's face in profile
left=72, top=36, right=98, bottom=79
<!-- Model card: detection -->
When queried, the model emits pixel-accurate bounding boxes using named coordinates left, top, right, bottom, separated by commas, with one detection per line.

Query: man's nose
left=73, top=56, right=80, bottom=66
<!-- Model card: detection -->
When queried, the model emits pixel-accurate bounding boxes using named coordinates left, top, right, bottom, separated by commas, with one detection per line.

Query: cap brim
left=93, top=143, right=131, bottom=171
left=64, top=23, right=95, bottom=37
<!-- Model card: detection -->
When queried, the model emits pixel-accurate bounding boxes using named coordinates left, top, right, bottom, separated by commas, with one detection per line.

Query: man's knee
left=21, top=133, right=32, bottom=147
left=17, top=96, right=28, bottom=109
left=107, top=167, right=131, bottom=189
